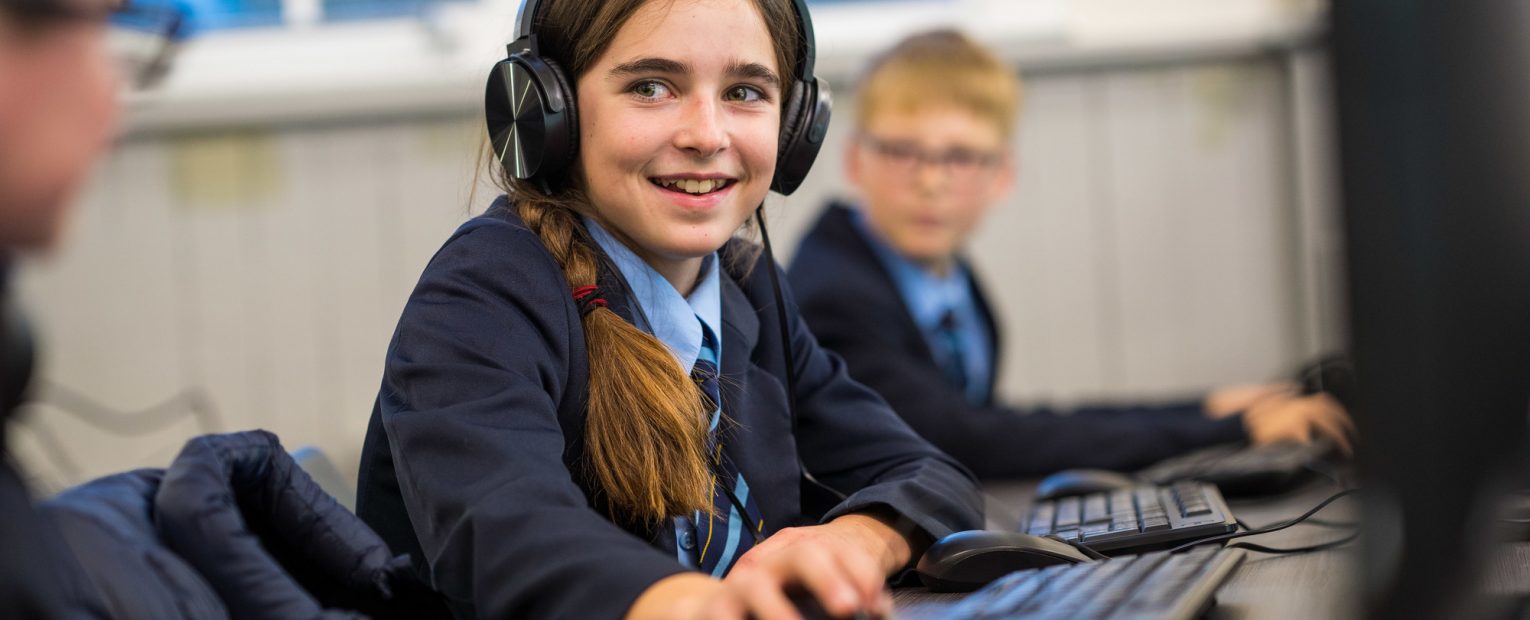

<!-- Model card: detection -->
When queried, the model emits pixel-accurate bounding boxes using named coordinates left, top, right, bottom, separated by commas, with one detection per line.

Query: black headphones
left=485, top=0, right=832, bottom=195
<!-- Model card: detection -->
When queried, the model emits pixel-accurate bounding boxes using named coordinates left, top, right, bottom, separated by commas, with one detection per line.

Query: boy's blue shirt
left=850, top=207, right=993, bottom=403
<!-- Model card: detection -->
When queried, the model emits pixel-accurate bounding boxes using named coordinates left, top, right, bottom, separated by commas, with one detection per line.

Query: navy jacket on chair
left=356, top=198, right=984, bottom=620
left=788, top=203, right=1247, bottom=480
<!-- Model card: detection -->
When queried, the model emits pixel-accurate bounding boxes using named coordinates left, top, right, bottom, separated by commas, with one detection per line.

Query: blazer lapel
left=822, top=204, right=939, bottom=364
left=718, top=275, right=759, bottom=389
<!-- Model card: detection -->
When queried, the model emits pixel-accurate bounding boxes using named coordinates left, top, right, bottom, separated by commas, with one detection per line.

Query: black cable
left=1303, top=460, right=1350, bottom=490
left=1167, top=488, right=1359, bottom=554
left=1226, top=528, right=1359, bottom=555
left=1239, top=514, right=1359, bottom=531
left=1295, top=516, right=1360, bottom=529
left=1049, top=536, right=1110, bottom=561
left=722, top=482, right=766, bottom=545
left=755, top=207, right=847, bottom=503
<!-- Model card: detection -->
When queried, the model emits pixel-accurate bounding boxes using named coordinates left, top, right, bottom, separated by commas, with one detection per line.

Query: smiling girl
left=354, top=0, right=983, bottom=618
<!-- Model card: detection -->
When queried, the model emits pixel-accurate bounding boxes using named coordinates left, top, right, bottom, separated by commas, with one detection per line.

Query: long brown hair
left=493, top=0, right=802, bottom=524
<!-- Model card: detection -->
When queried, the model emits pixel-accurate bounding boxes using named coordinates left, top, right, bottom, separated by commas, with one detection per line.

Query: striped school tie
left=691, top=321, right=764, bottom=576
left=935, top=310, right=969, bottom=396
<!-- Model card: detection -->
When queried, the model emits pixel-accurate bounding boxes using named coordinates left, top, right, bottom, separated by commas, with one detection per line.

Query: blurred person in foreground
left=1, top=4, right=442, bottom=617
left=788, top=29, right=1354, bottom=479
left=0, top=0, right=125, bottom=611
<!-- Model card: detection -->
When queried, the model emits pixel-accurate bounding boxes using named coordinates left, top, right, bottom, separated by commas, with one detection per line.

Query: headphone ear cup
left=485, top=58, right=520, bottom=176
left=484, top=54, right=579, bottom=183
left=540, top=58, right=580, bottom=181
left=777, top=80, right=809, bottom=158
left=772, top=78, right=831, bottom=196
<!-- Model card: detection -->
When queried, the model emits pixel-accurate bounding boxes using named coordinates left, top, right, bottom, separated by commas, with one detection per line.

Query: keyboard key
left=1027, top=502, right=1056, bottom=535
left=1055, top=497, right=1081, bottom=529
left=1110, top=489, right=1133, bottom=508
left=1080, top=522, right=1112, bottom=538
left=1083, top=494, right=1110, bottom=524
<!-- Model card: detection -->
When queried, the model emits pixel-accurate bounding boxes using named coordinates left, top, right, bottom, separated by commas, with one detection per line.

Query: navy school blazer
left=356, top=198, right=983, bottom=619
left=787, top=203, right=1247, bottom=480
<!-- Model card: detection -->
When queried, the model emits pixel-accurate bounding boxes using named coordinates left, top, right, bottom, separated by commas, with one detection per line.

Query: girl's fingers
left=729, top=570, right=801, bottom=620
left=787, top=545, right=866, bottom=617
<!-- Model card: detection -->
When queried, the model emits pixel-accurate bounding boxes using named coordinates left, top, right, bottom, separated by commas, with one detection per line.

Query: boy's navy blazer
left=788, top=203, right=1247, bottom=480
left=356, top=198, right=983, bottom=619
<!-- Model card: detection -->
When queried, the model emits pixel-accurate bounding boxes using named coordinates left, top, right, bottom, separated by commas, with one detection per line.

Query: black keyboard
left=1022, top=481, right=1237, bottom=554
left=946, top=545, right=1245, bottom=620
left=1134, top=440, right=1334, bottom=497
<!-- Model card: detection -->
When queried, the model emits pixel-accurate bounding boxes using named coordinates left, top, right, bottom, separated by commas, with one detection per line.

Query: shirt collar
left=850, top=207, right=971, bottom=330
left=585, top=217, right=722, bottom=373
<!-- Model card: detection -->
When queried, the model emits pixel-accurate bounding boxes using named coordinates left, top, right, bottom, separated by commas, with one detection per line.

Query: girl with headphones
left=355, top=1, right=984, bottom=618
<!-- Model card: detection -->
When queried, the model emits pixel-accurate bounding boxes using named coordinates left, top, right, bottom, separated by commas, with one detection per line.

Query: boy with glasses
left=789, top=29, right=1353, bottom=479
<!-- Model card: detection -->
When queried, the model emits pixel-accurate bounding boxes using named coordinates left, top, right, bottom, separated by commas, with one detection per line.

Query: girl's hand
left=1242, top=392, right=1356, bottom=455
left=724, top=513, right=904, bottom=619
left=626, top=513, right=907, bottom=620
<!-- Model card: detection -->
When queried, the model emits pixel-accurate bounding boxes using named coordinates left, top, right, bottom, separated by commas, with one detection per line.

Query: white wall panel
left=969, top=74, right=1114, bottom=404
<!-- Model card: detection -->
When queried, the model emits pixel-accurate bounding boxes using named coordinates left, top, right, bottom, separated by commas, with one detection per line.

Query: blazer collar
left=718, top=265, right=760, bottom=377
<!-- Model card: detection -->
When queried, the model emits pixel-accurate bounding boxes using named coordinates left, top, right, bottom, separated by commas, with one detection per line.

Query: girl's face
left=576, top=0, right=782, bottom=287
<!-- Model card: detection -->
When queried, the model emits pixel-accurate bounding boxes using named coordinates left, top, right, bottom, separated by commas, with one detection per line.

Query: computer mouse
left=1034, top=468, right=1137, bottom=500
left=916, top=530, right=1094, bottom=593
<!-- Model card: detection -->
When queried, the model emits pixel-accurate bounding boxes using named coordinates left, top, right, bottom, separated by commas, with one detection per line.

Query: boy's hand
left=1203, top=382, right=1298, bottom=419
left=1242, top=392, right=1355, bottom=455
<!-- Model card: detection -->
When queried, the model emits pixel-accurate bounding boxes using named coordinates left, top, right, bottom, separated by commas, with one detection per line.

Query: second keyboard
left=1022, top=481, right=1238, bottom=554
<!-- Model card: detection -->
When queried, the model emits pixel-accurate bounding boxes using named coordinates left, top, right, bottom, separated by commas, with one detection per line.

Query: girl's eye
left=632, top=81, right=672, bottom=100
left=724, top=85, right=765, bottom=103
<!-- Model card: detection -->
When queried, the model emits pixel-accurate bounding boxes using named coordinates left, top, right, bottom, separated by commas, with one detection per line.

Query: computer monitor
left=1332, top=2, right=1530, bottom=617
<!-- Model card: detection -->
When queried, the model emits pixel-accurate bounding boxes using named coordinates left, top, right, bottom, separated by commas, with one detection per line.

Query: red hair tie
left=572, top=285, right=608, bottom=316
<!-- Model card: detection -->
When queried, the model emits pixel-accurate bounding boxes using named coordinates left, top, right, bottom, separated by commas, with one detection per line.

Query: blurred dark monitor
left=1332, top=1, right=1530, bottom=618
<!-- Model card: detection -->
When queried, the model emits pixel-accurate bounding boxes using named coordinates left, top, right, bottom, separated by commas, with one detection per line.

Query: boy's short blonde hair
left=856, top=29, right=1023, bottom=138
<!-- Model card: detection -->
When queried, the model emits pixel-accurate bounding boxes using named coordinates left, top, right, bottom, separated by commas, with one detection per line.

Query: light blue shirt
left=852, top=209, right=993, bottom=404
left=584, top=218, right=723, bottom=373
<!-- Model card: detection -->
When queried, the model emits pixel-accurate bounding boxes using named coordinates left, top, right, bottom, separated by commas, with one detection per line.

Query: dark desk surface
left=893, top=478, right=1361, bottom=619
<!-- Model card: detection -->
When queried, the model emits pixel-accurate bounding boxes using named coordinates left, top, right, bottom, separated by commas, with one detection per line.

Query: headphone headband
left=512, top=0, right=538, bottom=45
left=490, top=0, right=829, bottom=194
left=512, top=0, right=816, bottom=79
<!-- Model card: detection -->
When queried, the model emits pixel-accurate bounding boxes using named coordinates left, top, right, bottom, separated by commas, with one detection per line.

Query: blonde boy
left=789, top=29, right=1352, bottom=478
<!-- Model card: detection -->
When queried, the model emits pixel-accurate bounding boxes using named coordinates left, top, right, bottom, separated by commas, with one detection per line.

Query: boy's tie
left=935, top=309, right=969, bottom=396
